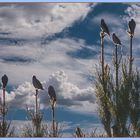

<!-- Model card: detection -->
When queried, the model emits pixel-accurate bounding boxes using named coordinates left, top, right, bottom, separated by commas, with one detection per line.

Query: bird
left=112, top=33, right=122, bottom=45
left=48, top=85, right=56, bottom=108
left=101, top=19, right=110, bottom=36
left=1, top=74, right=8, bottom=88
left=128, top=19, right=136, bottom=36
left=32, top=75, right=43, bottom=90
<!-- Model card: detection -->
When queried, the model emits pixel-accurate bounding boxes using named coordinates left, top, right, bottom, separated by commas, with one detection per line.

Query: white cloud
left=1, top=70, right=96, bottom=114
left=0, top=3, right=92, bottom=39
left=0, top=89, right=15, bottom=103
left=0, top=38, right=98, bottom=88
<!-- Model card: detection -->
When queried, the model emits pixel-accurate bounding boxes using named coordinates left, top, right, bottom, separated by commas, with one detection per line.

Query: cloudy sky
left=0, top=3, right=140, bottom=136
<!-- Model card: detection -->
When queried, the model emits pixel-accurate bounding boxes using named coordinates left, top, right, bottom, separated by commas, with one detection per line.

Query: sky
left=0, top=3, right=140, bottom=136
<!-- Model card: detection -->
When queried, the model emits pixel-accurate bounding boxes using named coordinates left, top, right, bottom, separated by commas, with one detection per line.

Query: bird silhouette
left=112, top=33, right=122, bottom=45
left=32, top=75, right=43, bottom=90
left=1, top=74, right=8, bottom=88
left=128, top=19, right=136, bottom=36
left=101, top=19, right=110, bottom=36
left=48, top=85, right=56, bottom=108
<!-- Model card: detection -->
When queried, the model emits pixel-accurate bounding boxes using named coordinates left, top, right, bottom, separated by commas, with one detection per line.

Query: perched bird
left=48, top=85, right=56, bottom=108
left=1, top=74, right=8, bottom=88
left=32, top=75, right=43, bottom=90
left=112, top=33, right=122, bottom=45
left=128, top=19, right=136, bottom=36
left=101, top=19, right=110, bottom=36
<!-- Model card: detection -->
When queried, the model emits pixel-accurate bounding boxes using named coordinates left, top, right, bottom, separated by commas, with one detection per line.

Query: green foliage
left=0, top=120, right=15, bottom=137
left=95, top=64, right=113, bottom=137
left=0, top=90, right=15, bottom=137
left=48, top=122, right=62, bottom=137
left=25, top=109, right=45, bottom=137
left=129, top=70, right=140, bottom=137
left=75, top=127, right=85, bottom=137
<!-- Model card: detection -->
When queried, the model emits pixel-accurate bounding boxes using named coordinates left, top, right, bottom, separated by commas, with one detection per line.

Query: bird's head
left=48, top=85, right=55, bottom=95
left=48, top=85, right=53, bottom=90
left=3, top=74, right=7, bottom=79
left=33, top=75, right=36, bottom=79
left=131, top=19, right=135, bottom=23
left=101, top=19, right=104, bottom=23
left=112, top=33, right=115, bottom=36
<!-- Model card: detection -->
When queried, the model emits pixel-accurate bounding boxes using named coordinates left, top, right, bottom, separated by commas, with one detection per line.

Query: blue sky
left=0, top=3, right=140, bottom=136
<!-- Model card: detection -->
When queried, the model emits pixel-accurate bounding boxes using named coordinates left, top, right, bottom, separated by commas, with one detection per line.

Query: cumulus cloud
left=0, top=70, right=96, bottom=114
left=0, top=3, right=92, bottom=39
